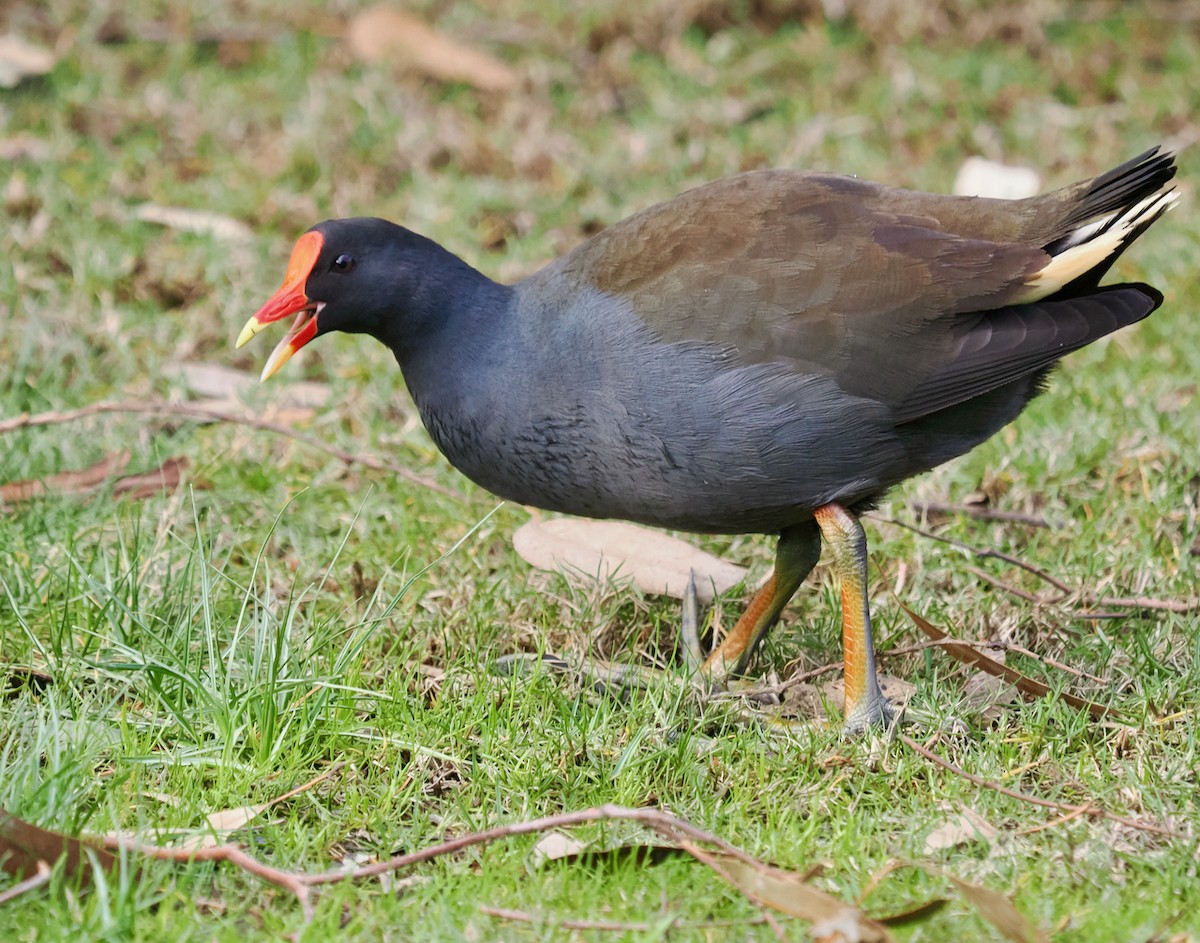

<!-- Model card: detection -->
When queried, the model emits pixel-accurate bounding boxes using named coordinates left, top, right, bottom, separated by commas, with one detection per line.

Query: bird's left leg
left=698, top=521, right=822, bottom=683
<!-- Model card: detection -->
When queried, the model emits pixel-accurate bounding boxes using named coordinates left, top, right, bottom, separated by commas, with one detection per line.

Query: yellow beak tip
left=259, top=344, right=295, bottom=382
left=235, top=320, right=259, bottom=350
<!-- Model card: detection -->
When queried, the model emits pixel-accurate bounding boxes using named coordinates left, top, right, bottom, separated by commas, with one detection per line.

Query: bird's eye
left=331, top=254, right=356, bottom=273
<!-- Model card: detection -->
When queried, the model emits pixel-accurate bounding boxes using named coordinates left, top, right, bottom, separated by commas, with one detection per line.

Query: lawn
left=1, top=1, right=1197, bottom=940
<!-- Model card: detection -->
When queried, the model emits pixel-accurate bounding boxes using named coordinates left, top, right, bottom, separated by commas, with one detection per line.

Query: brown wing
left=541, top=171, right=1043, bottom=407
left=534, top=157, right=1169, bottom=423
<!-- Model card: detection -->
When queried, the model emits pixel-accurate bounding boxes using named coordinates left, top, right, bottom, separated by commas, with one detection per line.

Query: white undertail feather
left=1017, top=188, right=1180, bottom=303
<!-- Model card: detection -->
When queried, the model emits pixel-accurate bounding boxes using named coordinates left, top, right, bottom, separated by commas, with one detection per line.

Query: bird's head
left=237, top=218, right=442, bottom=380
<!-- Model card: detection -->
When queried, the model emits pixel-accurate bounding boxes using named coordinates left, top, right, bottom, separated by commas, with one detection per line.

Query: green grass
left=2, top=1, right=1198, bottom=939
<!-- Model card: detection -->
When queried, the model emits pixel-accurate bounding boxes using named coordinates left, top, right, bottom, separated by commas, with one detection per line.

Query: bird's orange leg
left=812, top=503, right=894, bottom=733
left=702, top=522, right=820, bottom=682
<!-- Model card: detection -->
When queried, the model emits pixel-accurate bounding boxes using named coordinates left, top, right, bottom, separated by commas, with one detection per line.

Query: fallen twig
left=266, top=763, right=345, bottom=809
left=878, top=515, right=1072, bottom=591
left=709, top=661, right=844, bottom=704
left=102, top=804, right=763, bottom=921
left=899, top=734, right=1187, bottom=841
left=103, top=834, right=317, bottom=916
left=0, top=401, right=464, bottom=501
left=910, top=501, right=1054, bottom=528
left=877, top=515, right=1197, bottom=614
left=478, top=904, right=769, bottom=933
left=1012, top=804, right=1095, bottom=837
left=963, top=565, right=1042, bottom=603
left=0, top=861, right=52, bottom=906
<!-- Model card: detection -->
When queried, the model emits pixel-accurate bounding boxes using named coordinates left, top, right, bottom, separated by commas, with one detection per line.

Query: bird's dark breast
left=409, top=288, right=926, bottom=535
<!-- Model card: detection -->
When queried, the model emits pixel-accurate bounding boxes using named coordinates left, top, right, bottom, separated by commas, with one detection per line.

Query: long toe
left=680, top=569, right=705, bottom=677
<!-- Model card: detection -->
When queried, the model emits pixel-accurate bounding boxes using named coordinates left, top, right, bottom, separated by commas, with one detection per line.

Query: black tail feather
left=1056, top=147, right=1177, bottom=237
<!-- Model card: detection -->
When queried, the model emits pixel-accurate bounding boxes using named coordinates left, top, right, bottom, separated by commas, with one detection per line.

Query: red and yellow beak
left=236, top=230, right=324, bottom=381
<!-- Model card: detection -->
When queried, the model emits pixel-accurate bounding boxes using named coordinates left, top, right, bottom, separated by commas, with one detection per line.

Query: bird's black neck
left=372, top=235, right=508, bottom=344
left=381, top=246, right=515, bottom=411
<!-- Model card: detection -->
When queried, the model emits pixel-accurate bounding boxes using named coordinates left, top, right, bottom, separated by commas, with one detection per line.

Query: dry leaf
left=866, top=861, right=1048, bottom=940
left=898, top=602, right=1117, bottom=720
left=0, top=35, right=56, bottom=88
left=529, top=831, right=589, bottom=867
left=183, top=397, right=317, bottom=428
left=179, top=804, right=273, bottom=851
left=169, top=361, right=259, bottom=401
left=164, top=360, right=327, bottom=430
left=133, top=204, right=254, bottom=242
left=685, top=844, right=892, bottom=942
left=165, top=361, right=330, bottom=408
left=946, top=875, right=1049, bottom=943
left=203, top=805, right=271, bottom=833
left=0, top=451, right=131, bottom=504
left=142, top=792, right=182, bottom=808
left=1, top=453, right=189, bottom=508
left=529, top=830, right=680, bottom=869
left=0, top=807, right=117, bottom=882
left=112, top=456, right=189, bottom=500
left=346, top=5, right=518, bottom=92
left=952, top=158, right=1040, bottom=199
left=512, top=518, right=747, bottom=602
left=116, top=772, right=335, bottom=852
left=923, top=806, right=999, bottom=854
left=872, top=897, right=950, bottom=925
left=131, top=803, right=275, bottom=852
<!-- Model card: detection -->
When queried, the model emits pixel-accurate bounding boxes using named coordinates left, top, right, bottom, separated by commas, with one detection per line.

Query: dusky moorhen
left=238, top=148, right=1177, bottom=731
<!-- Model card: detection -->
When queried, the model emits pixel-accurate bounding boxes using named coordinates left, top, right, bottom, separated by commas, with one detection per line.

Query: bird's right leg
left=812, top=503, right=895, bottom=734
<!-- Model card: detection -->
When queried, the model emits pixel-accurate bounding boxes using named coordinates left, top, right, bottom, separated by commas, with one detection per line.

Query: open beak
left=236, top=230, right=324, bottom=381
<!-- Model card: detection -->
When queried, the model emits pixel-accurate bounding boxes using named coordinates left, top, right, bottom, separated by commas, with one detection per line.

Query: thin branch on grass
left=963, top=565, right=1044, bottom=603
left=777, top=661, right=844, bottom=689
left=266, top=763, right=346, bottom=808
left=1070, top=593, right=1197, bottom=615
left=0, top=861, right=52, bottom=906
left=102, top=804, right=764, bottom=922
left=878, top=515, right=1074, bottom=592
left=1012, top=805, right=1095, bottom=836
left=693, top=656, right=847, bottom=707
left=103, top=836, right=319, bottom=917
left=899, top=734, right=1188, bottom=841
left=0, top=401, right=464, bottom=501
left=709, top=661, right=843, bottom=704
left=494, top=651, right=664, bottom=694
left=909, top=501, right=1054, bottom=528
left=763, top=908, right=791, bottom=943
left=477, top=904, right=770, bottom=933
left=877, top=515, right=1197, bottom=614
